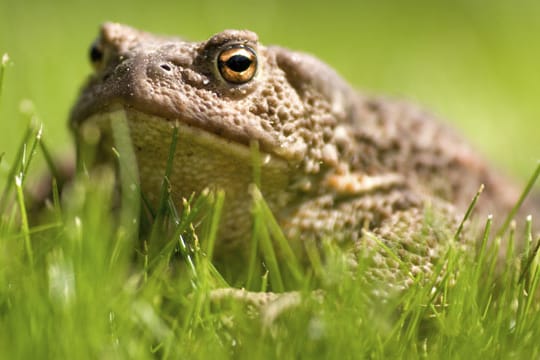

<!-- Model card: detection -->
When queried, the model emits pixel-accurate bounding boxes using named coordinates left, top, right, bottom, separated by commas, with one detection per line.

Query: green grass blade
left=246, top=204, right=262, bottom=289
left=497, top=161, right=540, bottom=238
left=50, top=177, right=62, bottom=220
left=156, top=125, right=180, bottom=218
left=0, top=53, right=8, bottom=105
left=474, top=215, right=493, bottom=281
left=454, top=184, right=484, bottom=240
left=38, top=140, right=61, bottom=182
left=251, top=186, right=303, bottom=283
left=0, top=113, right=37, bottom=212
left=250, top=140, right=262, bottom=188
left=14, top=175, right=32, bottom=266
left=202, top=190, right=225, bottom=262
left=109, top=110, right=141, bottom=266
left=252, top=191, right=284, bottom=292
left=518, top=216, right=538, bottom=284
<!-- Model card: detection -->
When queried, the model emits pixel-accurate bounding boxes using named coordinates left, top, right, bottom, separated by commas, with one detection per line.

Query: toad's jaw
left=69, top=85, right=287, bottom=160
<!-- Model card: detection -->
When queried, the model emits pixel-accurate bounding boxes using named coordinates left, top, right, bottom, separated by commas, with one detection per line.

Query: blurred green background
left=0, top=0, right=538, bottom=180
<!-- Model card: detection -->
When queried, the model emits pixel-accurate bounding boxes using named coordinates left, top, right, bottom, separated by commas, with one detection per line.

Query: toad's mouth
left=70, top=97, right=300, bottom=162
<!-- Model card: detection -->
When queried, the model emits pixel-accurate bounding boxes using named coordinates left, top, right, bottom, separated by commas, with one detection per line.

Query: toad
left=70, top=23, right=539, bottom=285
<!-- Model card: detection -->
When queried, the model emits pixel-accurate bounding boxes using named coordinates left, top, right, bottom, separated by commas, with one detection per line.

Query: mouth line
left=71, top=99, right=286, bottom=157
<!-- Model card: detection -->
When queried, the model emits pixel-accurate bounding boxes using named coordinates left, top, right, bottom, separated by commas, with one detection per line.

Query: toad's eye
left=217, top=45, right=257, bottom=84
left=89, top=41, right=104, bottom=69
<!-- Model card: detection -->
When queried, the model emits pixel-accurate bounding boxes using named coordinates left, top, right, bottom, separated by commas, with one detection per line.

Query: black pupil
left=89, top=44, right=103, bottom=63
left=225, top=54, right=252, bottom=72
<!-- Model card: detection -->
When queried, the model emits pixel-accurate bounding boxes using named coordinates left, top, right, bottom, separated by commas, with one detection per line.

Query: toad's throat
left=77, top=107, right=292, bottom=212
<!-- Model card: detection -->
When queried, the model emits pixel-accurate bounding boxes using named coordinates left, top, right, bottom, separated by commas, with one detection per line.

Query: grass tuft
left=0, top=82, right=539, bottom=358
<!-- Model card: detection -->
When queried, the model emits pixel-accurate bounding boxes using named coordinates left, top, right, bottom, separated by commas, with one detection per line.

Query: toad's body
left=71, top=23, right=539, bottom=283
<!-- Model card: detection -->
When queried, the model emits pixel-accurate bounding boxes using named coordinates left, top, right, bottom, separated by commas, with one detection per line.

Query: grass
left=1, top=58, right=540, bottom=359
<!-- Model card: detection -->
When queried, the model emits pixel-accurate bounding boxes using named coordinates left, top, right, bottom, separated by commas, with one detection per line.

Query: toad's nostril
left=160, top=64, right=172, bottom=71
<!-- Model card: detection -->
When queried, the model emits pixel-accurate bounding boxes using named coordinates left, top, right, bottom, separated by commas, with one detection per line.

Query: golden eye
left=217, top=45, right=257, bottom=84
